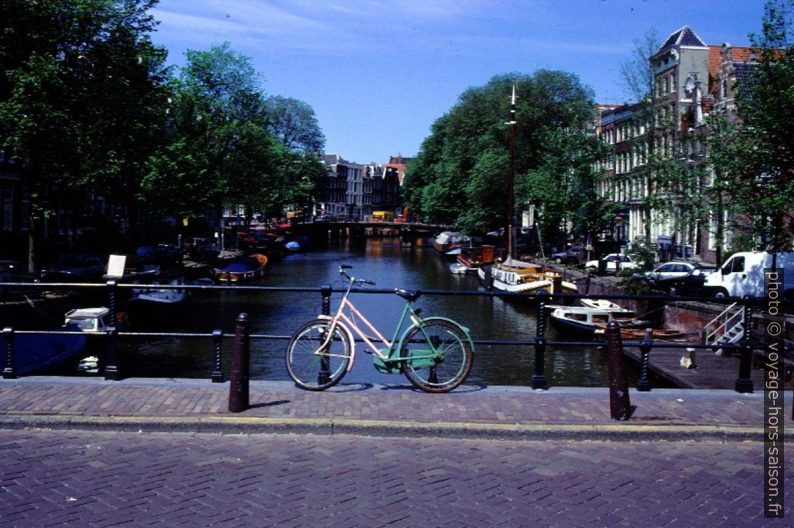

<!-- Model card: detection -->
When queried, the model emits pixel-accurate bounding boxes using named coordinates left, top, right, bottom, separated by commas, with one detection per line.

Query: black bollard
left=211, top=329, right=224, bottom=383
left=229, top=313, right=250, bottom=413
left=2, top=327, right=16, bottom=379
left=636, top=328, right=653, bottom=391
left=605, top=320, right=633, bottom=420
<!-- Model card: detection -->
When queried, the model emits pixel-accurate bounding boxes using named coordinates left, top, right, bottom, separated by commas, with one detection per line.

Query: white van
left=703, top=251, right=794, bottom=298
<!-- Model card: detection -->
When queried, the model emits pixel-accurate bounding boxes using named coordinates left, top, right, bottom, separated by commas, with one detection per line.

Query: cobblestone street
left=0, top=428, right=783, bottom=527
left=0, top=378, right=791, bottom=526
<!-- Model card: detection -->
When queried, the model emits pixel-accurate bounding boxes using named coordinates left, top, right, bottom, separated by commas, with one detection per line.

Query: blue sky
left=150, top=0, right=767, bottom=164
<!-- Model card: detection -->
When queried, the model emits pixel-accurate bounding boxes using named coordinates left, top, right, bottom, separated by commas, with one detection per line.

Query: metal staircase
left=703, top=302, right=745, bottom=355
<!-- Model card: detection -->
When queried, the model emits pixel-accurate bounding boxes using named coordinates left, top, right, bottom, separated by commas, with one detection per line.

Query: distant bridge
left=289, top=220, right=453, bottom=245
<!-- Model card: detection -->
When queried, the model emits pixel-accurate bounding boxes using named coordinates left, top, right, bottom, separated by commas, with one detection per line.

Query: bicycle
left=285, top=265, right=474, bottom=393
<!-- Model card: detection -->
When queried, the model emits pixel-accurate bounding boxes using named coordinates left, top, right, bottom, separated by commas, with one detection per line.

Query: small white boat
left=579, top=298, right=624, bottom=311
left=64, top=307, right=114, bottom=332
left=548, top=305, right=645, bottom=337
left=130, top=277, right=188, bottom=305
left=433, top=231, right=470, bottom=253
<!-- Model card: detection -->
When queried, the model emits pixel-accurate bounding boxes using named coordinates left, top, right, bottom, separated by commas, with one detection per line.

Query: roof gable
left=658, top=25, right=708, bottom=54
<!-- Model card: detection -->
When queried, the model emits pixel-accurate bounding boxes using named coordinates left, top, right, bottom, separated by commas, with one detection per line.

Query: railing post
left=636, top=328, right=653, bottom=391
left=319, top=285, right=332, bottom=385
left=106, top=279, right=117, bottom=327
left=211, top=329, right=224, bottom=383
left=2, top=327, right=16, bottom=379
left=606, top=320, right=633, bottom=420
left=229, top=313, right=250, bottom=413
left=321, top=285, right=332, bottom=316
left=103, top=327, right=120, bottom=381
left=735, top=298, right=754, bottom=393
left=532, top=296, right=548, bottom=390
left=103, top=280, right=120, bottom=380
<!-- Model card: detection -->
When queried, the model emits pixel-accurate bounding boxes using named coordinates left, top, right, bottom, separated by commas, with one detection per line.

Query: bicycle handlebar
left=338, top=265, right=376, bottom=286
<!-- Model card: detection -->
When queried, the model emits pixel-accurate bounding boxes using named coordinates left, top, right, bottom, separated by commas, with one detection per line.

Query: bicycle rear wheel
left=286, top=319, right=352, bottom=390
left=400, top=319, right=473, bottom=393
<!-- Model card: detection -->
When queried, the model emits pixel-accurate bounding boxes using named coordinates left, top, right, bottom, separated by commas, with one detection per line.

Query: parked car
left=585, top=254, right=639, bottom=275
left=704, top=251, right=794, bottom=299
left=40, top=254, right=105, bottom=282
left=641, top=261, right=717, bottom=295
left=550, top=245, right=586, bottom=265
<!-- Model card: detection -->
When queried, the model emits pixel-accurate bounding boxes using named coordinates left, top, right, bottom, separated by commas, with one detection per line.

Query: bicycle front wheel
left=286, top=319, right=352, bottom=390
left=400, top=319, right=473, bottom=393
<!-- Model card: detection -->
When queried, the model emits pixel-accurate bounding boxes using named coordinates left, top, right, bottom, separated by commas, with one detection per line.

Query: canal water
left=120, top=238, right=639, bottom=387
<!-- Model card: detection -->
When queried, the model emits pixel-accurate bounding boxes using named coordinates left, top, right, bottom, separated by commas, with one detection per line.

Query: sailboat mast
left=507, top=84, right=517, bottom=261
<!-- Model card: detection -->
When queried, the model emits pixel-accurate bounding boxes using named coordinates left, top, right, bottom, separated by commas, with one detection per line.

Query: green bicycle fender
left=397, top=316, right=474, bottom=352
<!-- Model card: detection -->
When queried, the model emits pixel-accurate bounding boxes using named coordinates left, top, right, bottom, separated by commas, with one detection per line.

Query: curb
left=0, top=414, right=775, bottom=442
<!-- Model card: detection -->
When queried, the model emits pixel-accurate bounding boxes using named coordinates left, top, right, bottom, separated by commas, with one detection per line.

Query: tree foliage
left=265, top=95, right=325, bottom=154
left=142, top=43, right=325, bottom=225
left=404, top=71, right=601, bottom=243
left=0, top=0, right=170, bottom=264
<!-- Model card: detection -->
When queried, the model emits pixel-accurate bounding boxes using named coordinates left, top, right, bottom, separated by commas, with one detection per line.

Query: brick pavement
left=0, top=377, right=790, bottom=441
left=0, top=377, right=792, bottom=526
left=0, top=429, right=788, bottom=527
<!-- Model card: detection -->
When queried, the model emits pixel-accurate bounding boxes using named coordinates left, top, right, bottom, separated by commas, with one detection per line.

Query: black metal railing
left=0, top=280, right=778, bottom=394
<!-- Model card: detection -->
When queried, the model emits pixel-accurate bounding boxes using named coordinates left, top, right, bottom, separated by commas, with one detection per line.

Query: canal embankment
left=544, top=259, right=793, bottom=390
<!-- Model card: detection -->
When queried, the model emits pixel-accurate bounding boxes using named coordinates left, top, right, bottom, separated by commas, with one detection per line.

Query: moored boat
left=478, top=258, right=577, bottom=296
left=0, top=306, right=123, bottom=375
left=1, top=331, right=87, bottom=375
left=212, top=253, right=268, bottom=283
left=433, top=231, right=470, bottom=254
left=548, top=305, right=645, bottom=337
left=457, top=245, right=496, bottom=270
left=579, top=298, right=624, bottom=311
left=129, top=276, right=188, bottom=306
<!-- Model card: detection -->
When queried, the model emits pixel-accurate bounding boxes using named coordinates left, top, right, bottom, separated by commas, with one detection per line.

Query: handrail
left=0, top=279, right=776, bottom=393
left=704, top=302, right=744, bottom=345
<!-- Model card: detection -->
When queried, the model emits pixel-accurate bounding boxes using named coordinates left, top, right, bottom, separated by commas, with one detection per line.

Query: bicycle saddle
left=394, top=288, right=422, bottom=302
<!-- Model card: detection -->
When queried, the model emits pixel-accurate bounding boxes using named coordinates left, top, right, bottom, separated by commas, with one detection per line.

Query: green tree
left=739, top=0, right=794, bottom=251
left=404, top=71, right=598, bottom=243
left=265, top=96, right=325, bottom=154
left=707, top=0, right=794, bottom=255
left=143, top=43, right=272, bottom=227
left=0, top=0, right=169, bottom=269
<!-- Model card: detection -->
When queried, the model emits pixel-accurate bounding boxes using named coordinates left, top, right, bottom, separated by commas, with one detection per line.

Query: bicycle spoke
left=286, top=320, right=352, bottom=390
left=400, top=320, right=473, bottom=393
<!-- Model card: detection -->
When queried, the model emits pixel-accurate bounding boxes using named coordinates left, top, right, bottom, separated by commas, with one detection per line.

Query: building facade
left=596, top=25, right=761, bottom=264
left=319, top=154, right=402, bottom=221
